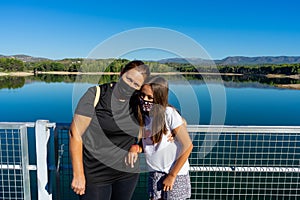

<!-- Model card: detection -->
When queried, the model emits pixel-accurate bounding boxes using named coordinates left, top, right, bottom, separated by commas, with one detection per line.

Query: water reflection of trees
left=0, top=74, right=299, bottom=89
left=220, top=75, right=300, bottom=85
left=178, top=74, right=300, bottom=85
left=74, top=74, right=119, bottom=84
left=0, top=76, right=25, bottom=89
left=33, top=74, right=77, bottom=83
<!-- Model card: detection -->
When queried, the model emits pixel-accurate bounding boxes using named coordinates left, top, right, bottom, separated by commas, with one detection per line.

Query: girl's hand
left=163, top=174, right=176, bottom=191
left=167, top=133, right=175, bottom=142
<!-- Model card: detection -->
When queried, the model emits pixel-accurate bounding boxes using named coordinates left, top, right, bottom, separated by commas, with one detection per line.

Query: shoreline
left=266, top=74, right=300, bottom=79
left=1, top=71, right=300, bottom=90
left=276, top=84, right=300, bottom=90
left=0, top=71, right=243, bottom=76
left=2, top=71, right=299, bottom=78
left=0, top=71, right=120, bottom=76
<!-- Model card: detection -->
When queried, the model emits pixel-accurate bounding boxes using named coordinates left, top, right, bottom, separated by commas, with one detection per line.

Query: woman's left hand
left=163, top=174, right=176, bottom=191
left=125, top=146, right=139, bottom=168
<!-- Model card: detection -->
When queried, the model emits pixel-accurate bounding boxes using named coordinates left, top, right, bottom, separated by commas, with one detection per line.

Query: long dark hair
left=139, top=76, right=169, bottom=144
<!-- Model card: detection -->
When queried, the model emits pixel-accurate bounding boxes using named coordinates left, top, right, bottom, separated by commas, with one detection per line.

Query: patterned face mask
left=139, top=97, right=154, bottom=112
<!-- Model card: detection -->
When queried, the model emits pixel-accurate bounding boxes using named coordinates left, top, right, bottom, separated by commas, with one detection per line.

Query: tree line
left=0, top=57, right=299, bottom=75
left=173, top=63, right=300, bottom=75
left=217, top=64, right=300, bottom=75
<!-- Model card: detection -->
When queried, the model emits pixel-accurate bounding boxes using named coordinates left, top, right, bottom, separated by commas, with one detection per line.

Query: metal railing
left=0, top=122, right=33, bottom=200
left=187, top=125, right=300, bottom=199
left=0, top=121, right=55, bottom=200
left=1, top=122, right=300, bottom=199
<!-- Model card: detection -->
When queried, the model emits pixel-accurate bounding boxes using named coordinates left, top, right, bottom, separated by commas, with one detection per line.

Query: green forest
left=0, top=57, right=300, bottom=75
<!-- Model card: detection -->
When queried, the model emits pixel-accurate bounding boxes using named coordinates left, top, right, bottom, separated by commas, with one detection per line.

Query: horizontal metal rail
left=187, top=125, right=300, bottom=133
left=189, top=166, right=300, bottom=173
left=0, top=122, right=35, bottom=128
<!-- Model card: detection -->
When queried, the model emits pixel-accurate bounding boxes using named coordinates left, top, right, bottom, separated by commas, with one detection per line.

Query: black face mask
left=114, top=78, right=136, bottom=99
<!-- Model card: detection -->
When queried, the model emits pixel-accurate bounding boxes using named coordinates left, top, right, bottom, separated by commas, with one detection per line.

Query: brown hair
left=140, top=76, right=169, bottom=143
left=120, top=60, right=150, bottom=80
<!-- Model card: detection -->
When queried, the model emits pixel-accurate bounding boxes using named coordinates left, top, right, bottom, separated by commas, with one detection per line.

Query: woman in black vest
left=69, top=60, right=150, bottom=200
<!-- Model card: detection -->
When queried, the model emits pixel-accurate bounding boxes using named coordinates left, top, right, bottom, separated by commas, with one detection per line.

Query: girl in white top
left=126, top=76, right=193, bottom=200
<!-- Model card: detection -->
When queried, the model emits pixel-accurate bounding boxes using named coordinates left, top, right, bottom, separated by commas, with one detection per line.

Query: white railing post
left=20, top=125, right=31, bottom=200
left=35, top=120, right=55, bottom=200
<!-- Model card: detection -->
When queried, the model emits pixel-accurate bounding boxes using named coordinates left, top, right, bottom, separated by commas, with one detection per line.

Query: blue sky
left=1, top=0, right=300, bottom=60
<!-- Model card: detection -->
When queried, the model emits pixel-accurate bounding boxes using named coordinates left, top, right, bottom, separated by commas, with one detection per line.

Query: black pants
left=79, top=174, right=139, bottom=200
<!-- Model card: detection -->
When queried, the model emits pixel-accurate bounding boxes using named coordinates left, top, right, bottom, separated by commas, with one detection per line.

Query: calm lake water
left=1, top=75, right=300, bottom=200
left=0, top=75, right=300, bottom=126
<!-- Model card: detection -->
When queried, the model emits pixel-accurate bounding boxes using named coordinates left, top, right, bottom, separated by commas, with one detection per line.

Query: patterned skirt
left=148, top=171, right=191, bottom=200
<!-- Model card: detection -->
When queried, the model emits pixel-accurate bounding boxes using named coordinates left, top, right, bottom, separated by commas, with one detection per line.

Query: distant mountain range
left=158, top=56, right=300, bottom=65
left=1, top=54, right=300, bottom=65
left=0, top=54, right=50, bottom=62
